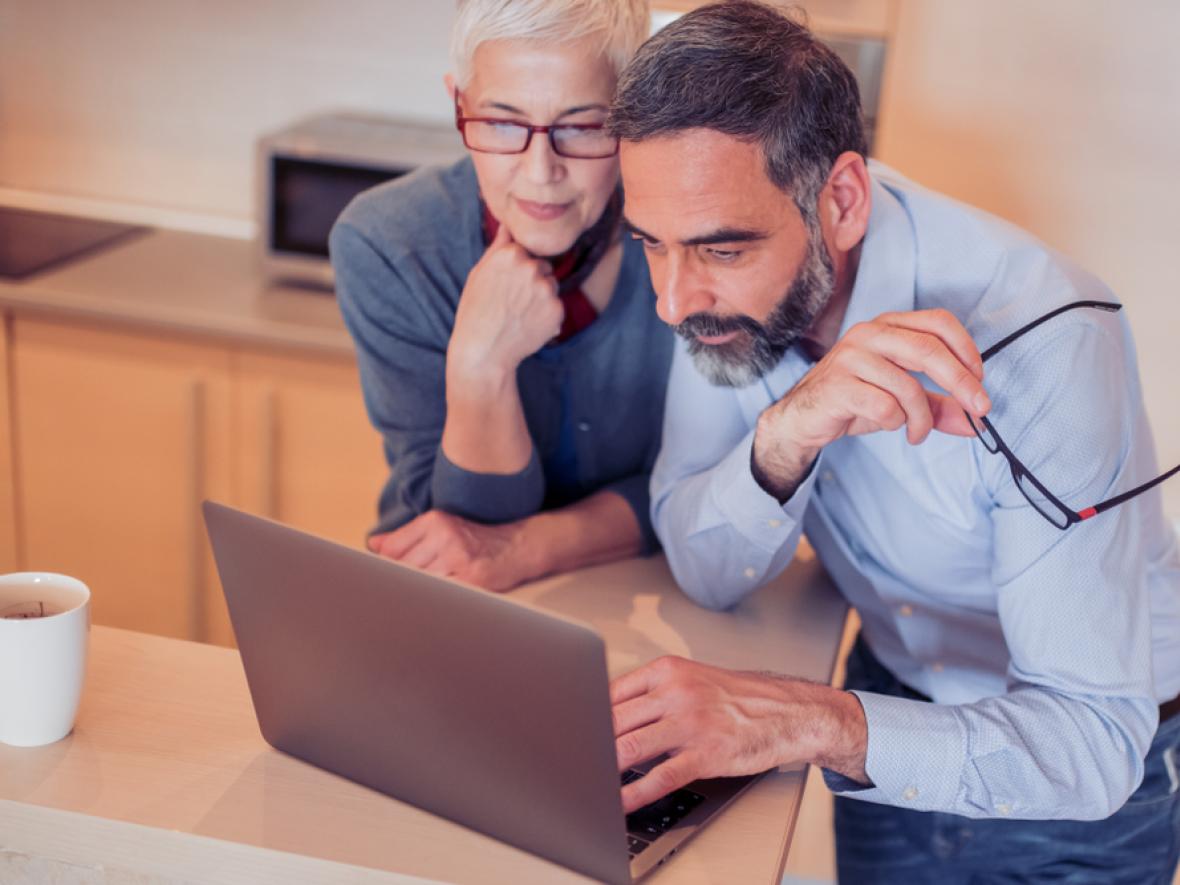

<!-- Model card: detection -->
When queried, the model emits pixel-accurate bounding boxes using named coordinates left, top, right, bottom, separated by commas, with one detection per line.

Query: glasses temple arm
left=981, top=300, right=1122, bottom=361
left=1085, top=463, right=1180, bottom=518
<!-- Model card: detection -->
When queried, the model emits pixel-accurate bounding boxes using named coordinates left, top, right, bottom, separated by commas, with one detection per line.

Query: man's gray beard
left=678, top=232, right=836, bottom=388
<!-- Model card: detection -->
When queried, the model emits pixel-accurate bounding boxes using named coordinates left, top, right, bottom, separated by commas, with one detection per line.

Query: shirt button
left=995, top=802, right=1012, bottom=816
left=821, top=470, right=835, bottom=484
left=576, top=421, right=591, bottom=432
left=743, top=567, right=757, bottom=579
left=902, top=786, right=919, bottom=801
left=931, top=662, right=944, bottom=673
left=898, top=605, right=913, bottom=617
left=767, top=518, right=782, bottom=529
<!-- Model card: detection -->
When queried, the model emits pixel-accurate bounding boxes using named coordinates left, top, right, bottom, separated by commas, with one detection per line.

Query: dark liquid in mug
left=0, top=601, right=63, bottom=620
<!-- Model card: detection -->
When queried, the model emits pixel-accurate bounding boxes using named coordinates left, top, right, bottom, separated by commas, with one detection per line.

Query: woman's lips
left=695, top=331, right=741, bottom=346
left=515, top=198, right=573, bottom=221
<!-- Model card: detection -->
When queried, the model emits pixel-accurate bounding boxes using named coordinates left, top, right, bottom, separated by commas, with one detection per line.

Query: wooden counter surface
left=0, top=550, right=847, bottom=884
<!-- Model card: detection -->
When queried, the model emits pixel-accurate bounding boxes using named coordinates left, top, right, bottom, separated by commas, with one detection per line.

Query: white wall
left=0, top=0, right=455, bottom=222
left=876, top=0, right=1180, bottom=520
left=2, top=0, right=1177, bottom=517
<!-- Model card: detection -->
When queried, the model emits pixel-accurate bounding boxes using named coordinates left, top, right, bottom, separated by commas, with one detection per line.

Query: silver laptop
left=203, top=501, right=763, bottom=884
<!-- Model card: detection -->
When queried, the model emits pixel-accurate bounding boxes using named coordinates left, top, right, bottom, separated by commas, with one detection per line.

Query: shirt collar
left=835, top=170, right=917, bottom=339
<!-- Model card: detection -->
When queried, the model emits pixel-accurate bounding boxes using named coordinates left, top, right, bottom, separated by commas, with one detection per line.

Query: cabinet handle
left=186, top=379, right=206, bottom=643
left=260, top=388, right=279, bottom=518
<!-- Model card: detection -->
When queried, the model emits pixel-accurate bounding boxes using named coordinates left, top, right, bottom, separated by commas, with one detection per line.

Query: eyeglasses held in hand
left=968, top=300, right=1180, bottom=529
left=453, top=91, right=619, bottom=160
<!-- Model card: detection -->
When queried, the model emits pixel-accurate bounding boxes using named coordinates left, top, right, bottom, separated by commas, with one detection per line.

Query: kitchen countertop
left=0, top=551, right=848, bottom=885
left=0, top=229, right=355, bottom=356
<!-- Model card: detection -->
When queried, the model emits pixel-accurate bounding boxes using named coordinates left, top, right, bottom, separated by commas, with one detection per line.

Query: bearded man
left=605, top=3, right=1180, bottom=882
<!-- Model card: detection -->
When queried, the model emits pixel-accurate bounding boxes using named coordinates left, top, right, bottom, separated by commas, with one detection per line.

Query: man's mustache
left=674, top=312, right=764, bottom=341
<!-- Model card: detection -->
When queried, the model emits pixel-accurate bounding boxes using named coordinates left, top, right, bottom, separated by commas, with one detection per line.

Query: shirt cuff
left=430, top=446, right=545, bottom=523
left=824, top=691, right=967, bottom=813
left=704, top=427, right=821, bottom=554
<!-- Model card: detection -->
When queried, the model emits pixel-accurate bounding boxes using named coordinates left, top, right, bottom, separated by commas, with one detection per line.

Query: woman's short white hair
left=450, top=0, right=651, bottom=89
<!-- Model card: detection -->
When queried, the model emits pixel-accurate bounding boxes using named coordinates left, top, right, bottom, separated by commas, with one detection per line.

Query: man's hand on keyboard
left=610, top=656, right=869, bottom=813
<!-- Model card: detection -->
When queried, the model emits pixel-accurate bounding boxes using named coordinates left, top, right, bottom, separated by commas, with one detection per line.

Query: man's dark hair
left=608, top=0, right=867, bottom=222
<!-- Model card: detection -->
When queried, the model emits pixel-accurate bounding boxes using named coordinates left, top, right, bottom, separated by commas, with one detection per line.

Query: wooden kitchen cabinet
left=218, top=348, right=386, bottom=645
left=0, top=312, right=17, bottom=572
left=232, top=349, right=385, bottom=543
left=12, top=317, right=233, bottom=641
left=6, top=314, right=387, bottom=646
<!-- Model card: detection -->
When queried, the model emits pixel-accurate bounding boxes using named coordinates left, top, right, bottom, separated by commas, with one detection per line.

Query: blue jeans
left=835, top=636, right=1180, bottom=884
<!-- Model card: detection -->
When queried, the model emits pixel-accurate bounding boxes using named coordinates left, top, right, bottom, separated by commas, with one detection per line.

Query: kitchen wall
left=2, top=0, right=1177, bottom=519
left=0, top=1, right=455, bottom=227
left=874, top=0, right=1180, bottom=521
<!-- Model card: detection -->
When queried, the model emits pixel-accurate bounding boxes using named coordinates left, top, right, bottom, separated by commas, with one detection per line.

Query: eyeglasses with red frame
left=453, top=91, right=619, bottom=159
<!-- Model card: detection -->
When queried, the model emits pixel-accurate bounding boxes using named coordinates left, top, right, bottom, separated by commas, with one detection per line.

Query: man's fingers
left=621, top=754, right=701, bottom=815
left=842, top=353, right=935, bottom=444
left=612, top=694, right=662, bottom=740
left=866, top=327, right=989, bottom=418
left=615, top=711, right=691, bottom=774
left=878, top=309, right=984, bottom=380
left=610, top=661, right=661, bottom=706
left=844, top=382, right=906, bottom=435
left=929, top=392, right=979, bottom=437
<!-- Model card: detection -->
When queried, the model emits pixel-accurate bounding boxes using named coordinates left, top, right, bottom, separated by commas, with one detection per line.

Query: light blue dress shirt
left=651, top=163, right=1180, bottom=820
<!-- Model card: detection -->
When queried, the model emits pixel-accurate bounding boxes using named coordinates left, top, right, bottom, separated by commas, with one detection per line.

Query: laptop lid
left=203, top=501, right=631, bottom=885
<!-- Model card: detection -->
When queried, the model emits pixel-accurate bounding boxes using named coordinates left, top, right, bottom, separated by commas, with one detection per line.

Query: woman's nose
left=520, top=131, right=563, bottom=185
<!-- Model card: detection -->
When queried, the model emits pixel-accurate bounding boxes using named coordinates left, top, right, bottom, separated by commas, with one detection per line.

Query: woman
left=330, top=0, right=672, bottom=591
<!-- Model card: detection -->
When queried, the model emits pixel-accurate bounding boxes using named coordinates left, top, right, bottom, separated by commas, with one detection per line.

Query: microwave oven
left=257, top=112, right=467, bottom=288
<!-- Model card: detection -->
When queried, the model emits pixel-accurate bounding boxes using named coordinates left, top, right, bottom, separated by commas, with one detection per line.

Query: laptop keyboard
left=621, top=769, right=706, bottom=858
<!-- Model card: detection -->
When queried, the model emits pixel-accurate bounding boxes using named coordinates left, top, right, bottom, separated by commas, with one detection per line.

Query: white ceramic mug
left=0, top=572, right=91, bottom=747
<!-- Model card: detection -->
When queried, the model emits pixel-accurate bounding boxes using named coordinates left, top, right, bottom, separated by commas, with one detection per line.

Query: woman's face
left=457, top=36, right=620, bottom=257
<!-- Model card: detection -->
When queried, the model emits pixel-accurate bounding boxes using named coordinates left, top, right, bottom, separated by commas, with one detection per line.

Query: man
left=606, top=2, right=1180, bottom=881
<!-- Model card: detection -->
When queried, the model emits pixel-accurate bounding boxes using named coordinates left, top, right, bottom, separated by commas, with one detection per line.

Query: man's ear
left=820, top=152, right=871, bottom=254
left=443, top=73, right=456, bottom=101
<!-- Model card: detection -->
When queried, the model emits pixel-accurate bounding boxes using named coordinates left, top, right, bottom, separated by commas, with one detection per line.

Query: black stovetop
left=0, top=206, right=147, bottom=280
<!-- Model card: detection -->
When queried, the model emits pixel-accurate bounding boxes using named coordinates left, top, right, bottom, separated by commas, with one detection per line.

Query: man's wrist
left=751, top=405, right=819, bottom=503
left=811, top=688, right=870, bottom=785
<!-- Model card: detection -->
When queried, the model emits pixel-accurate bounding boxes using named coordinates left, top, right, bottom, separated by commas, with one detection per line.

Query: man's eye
left=706, top=248, right=741, bottom=262
left=630, top=232, right=660, bottom=249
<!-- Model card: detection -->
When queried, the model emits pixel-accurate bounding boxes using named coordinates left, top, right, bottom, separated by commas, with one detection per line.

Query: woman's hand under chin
left=447, top=221, right=564, bottom=387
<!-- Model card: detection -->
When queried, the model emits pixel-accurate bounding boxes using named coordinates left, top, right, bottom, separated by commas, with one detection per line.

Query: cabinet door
left=0, top=313, right=16, bottom=572
left=234, top=347, right=386, bottom=548
left=12, top=317, right=232, bottom=641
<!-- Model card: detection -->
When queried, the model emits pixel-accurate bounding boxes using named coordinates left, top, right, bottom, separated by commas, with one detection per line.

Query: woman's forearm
left=515, top=490, right=643, bottom=581
left=441, top=363, right=533, bottom=474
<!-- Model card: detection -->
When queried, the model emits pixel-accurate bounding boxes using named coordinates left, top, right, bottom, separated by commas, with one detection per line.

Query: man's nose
left=654, top=255, right=712, bottom=326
